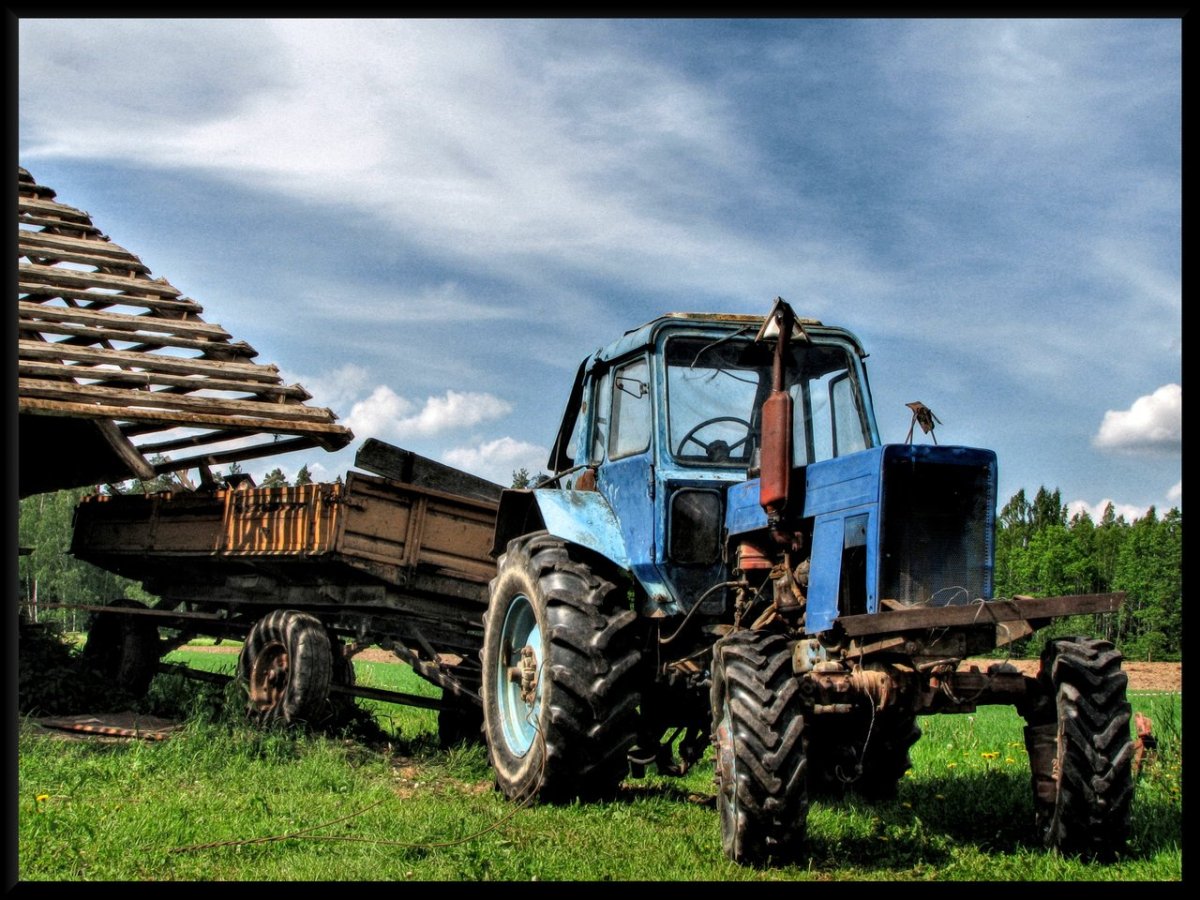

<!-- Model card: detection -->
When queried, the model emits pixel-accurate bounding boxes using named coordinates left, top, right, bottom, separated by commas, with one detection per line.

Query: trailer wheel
left=80, top=598, right=161, bottom=698
left=1025, top=636, right=1134, bottom=859
left=482, top=531, right=641, bottom=803
left=237, top=610, right=333, bottom=726
left=807, top=710, right=921, bottom=801
left=711, top=630, right=808, bottom=865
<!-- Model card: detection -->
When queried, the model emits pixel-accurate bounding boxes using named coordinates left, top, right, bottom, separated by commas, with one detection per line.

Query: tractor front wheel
left=711, top=630, right=808, bottom=865
left=1024, top=636, right=1134, bottom=859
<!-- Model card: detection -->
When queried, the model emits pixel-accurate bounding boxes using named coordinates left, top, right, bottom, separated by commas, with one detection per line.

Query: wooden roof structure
left=17, top=166, right=354, bottom=499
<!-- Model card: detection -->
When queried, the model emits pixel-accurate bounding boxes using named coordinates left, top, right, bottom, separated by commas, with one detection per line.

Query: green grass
left=17, top=651, right=1182, bottom=882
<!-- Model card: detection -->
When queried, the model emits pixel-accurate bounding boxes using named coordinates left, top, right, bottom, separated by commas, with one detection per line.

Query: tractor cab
left=494, top=300, right=882, bottom=617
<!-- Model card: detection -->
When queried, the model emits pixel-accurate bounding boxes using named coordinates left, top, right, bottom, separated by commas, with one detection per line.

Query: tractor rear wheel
left=481, top=531, right=641, bottom=803
left=1025, top=636, right=1133, bottom=859
left=711, top=630, right=808, bottom=865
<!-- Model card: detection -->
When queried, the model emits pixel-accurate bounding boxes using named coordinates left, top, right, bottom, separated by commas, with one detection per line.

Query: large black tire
left=481, top=531, right=641, bottom=803
left=1025, top=636, right=1134, bottom=859
left=807, top=708, right=921, bottom=802
left=711, top=630, right=808, bottom=866
left=80, top=599, right=161, bottom=699
left=237, top=610, right=333, bottom=726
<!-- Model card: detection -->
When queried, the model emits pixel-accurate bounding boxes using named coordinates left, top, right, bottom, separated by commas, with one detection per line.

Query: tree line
left=17, top=475, right=1182, bottom=661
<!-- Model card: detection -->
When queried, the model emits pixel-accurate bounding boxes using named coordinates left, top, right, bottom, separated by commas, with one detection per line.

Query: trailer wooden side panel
left=72, top=471, right=499, bottom=593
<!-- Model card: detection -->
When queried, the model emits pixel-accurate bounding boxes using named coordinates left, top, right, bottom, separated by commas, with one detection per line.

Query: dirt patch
left=963, top=658, right=1180, bottom=693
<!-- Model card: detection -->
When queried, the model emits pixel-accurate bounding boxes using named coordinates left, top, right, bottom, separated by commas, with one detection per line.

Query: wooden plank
left=158, top=436, right=329, bottom=473
left=355, top=438, right=504, bottom=502
left=18, top=282, right=203, bottom=314
left=18, top=196, right=95, bottom=224
left=19, top=378, right=341, bottom=423
left=19, top=265, right=182, bottom=297
left=19, top=214, right=103, bottom=235
left=94, top=419, right=156, bottom=481
left=20, top=397, right=352, bottom=437
left=19, top=230, right=141, bottom=261
left=19, top=339, right=279, bottom=381
left=19, top=300, right=231, bottom=339
left=18, top=360, right=311, bottom=400
left=835, top=593, right=1126, bottom=638
left=19, top=244, right=151, bottom=275
left=17, top=320, right=258, bottom=357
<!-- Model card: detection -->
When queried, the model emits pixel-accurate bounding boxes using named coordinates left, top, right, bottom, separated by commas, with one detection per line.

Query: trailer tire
left=238, top=610, right=333, bottom=726
left=711, top=630, right=808, bottom=865
left=80, top=599, right=161, bottom=699
left=482, top=531, right=641, bottom=803
left=1025, top=636, right=1134, bottom=859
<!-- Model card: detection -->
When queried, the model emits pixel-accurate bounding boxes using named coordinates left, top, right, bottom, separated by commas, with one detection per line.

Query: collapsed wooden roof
left=17, top=166, right=354, bottom=499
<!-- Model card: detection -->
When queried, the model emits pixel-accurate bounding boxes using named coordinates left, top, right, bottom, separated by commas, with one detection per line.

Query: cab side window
left=609, top=357, right=652, bottom=460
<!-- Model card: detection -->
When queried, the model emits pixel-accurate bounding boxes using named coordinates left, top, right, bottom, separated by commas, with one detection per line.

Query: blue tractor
left=481, top=298, right=1133, bottom=865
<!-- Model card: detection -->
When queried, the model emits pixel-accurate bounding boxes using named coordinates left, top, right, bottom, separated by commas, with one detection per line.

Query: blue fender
left=492, top=488, right=631, bottom=571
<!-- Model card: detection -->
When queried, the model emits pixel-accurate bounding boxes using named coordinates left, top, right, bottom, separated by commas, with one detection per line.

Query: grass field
left=16, top=648, right=1182, bottom=881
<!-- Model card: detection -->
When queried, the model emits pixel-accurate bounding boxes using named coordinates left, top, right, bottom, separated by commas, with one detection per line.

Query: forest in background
left=17, top=472, right=1182, bottom=662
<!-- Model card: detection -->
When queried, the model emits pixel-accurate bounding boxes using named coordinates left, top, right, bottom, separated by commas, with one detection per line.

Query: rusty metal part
left=517, top=644, right=539, bottom=706
left=247, top=640, right=290, bottom=714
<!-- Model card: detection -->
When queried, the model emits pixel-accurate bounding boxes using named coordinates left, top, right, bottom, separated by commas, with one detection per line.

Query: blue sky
left=18, top=18, right=1181, bottom=521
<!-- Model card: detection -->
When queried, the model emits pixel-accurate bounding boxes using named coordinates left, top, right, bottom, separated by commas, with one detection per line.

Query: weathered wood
left=94, top=419, right=156, bottom=481
left=18, top=360, right=312, bottom=400
left=835, top=593, right=1126, bottom=638
left=155, top=436, right=330, bottom=471
left=20, top=265, right=182, bottom=297
left=19, top=301, right=230, bottom=339
left=18, top=195, right=96, bottom=224
left=18, top=165, right=355, bottom=494
left=19, top=237, right=150, bottom=274
left=355, top=438, right=504, bottom=502
left=18, top=214, right=103, bottom=235
left=20, top=397, right=350, bottom=436
left=20, top=378, right=340, bottom=424
left=18, top=320, right=258, bottom=357
left=18, top=339, right=279, bottom=381
left=19, top=229, right=137, bottom=260
left=18, top=282, right=203, bottom=314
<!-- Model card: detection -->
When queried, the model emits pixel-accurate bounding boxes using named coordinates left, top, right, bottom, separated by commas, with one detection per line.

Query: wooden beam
left=17, top=321, right=257, bottom=357
left=18, top=360, right=311, bottom=400
left=19, top=378, right=341, bottom=424
left=94, top=419, right=156, bottom=481
left=835, top=593, right=1126, bottom=638
left=20, top=398, right=352, bottom=439
left=18, top=282, right=202, bottom=315
left=19, top=339, right=279, bottom=381
left=19, top=265, right=182, bottom=297
left=19, top=301, right=230, bottom=339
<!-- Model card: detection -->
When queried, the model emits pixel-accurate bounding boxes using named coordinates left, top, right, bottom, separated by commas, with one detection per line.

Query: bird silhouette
left=905, top=401, right=942, bottom=445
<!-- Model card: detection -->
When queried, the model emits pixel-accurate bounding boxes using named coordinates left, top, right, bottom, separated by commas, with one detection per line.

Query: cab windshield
left=665, top=333, right=872, bottom=468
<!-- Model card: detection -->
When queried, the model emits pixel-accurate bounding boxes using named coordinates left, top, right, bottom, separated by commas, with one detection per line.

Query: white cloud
left=344, top=385, right=415, bottom=440
left=344, top=385, right=511, bottom=443
left=1167, top=481, right=1182, bottom=507
left=397, top=391, right=512, bottom=437
left=284, top=363, right=372, bottom=417
left=1094, top=384, right=1181, bottom=454
left=443, top=436, right=546, bottom=486
left=1066, top=498, right=1152, bottom=524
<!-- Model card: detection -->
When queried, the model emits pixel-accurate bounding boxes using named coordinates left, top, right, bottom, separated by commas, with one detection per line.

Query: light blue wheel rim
left=495, top=592, right=543, bottom=757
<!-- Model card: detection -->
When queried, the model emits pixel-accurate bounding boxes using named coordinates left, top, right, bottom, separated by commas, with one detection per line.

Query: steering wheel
left=677, top=416, right=753, bottom=462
